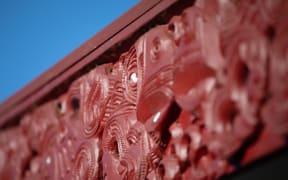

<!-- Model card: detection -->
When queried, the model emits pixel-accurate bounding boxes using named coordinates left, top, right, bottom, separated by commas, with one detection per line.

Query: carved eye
left=56, top=101, right=66, bottom=114
left=57, top=102, right=62, bottom=112
left=233, top=60, right=250, bottom=87
left=167, top=17, right=184, bottom=46
left=70, top=97, right=80, bottom=111
left=168, top=23, right=175, bottom=34
left=129, top=72, right=138, bottom=84
left=217, top=98, right=238, bottom=124
left=151, top=37, right=161, bottom=60
left=107, top=66, right=113, bottom=74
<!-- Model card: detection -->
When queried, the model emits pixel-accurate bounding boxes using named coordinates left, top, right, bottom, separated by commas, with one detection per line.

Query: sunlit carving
left=0, top=0, right=288, bottom=179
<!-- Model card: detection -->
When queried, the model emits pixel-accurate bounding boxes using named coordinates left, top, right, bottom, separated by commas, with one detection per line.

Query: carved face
left=80, top=64, right=111, bottom=138
left=135, top=25, right=176, bottom=86
left=21, top=101, right=60, bottom=152
left=224, top=26, right=267, bottom=120
left=3, top=1, right=288, bottom=179
left=135, top=25, right=176, bottom=128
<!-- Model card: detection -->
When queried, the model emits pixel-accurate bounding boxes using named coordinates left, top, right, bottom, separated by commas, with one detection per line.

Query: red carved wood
left=1, top=0, right=288, bottom=179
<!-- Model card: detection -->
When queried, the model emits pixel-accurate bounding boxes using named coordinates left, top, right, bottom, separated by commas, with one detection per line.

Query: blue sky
left=0, top=0, right=139, bottom=103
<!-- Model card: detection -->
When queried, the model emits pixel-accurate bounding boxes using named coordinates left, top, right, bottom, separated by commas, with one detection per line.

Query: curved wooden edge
left=0, top=0, right=187, bottom=127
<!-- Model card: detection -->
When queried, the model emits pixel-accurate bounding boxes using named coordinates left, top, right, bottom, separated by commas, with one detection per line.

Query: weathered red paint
left=1, top=0, right=288, bottom=179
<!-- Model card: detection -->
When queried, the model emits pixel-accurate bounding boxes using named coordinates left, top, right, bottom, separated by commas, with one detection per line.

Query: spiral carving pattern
left=121, top=47, right=139, bottom=105
left=73, top=139, right=101, bottom=180
left=1, top=0, right=288, bottom=179
left=80, top=64, right=111, bottom=137
left=102, top=108, right=133, bottom=159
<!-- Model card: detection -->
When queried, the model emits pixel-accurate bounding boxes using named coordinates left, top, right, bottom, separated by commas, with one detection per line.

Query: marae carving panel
left=1, top=0, right=288, bottom=179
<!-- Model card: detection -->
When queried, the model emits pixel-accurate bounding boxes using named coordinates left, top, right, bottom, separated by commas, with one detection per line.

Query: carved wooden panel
left=1, top=0, right=288, bottom=179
